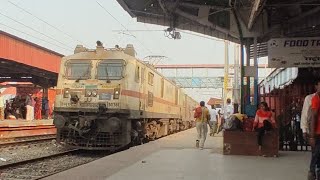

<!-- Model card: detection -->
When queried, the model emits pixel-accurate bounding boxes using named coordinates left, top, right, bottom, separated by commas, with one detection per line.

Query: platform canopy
left=117, top=0, right=320, bottom=46
left=0, top=31, right=63, bottom=87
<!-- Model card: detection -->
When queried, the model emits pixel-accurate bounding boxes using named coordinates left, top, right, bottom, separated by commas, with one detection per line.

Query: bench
left=223, top=131, right=279, bottom=157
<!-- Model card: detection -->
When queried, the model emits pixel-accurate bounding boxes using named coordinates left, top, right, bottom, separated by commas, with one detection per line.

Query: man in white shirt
left=300, top=93, right=320, bottom=180
left=223, top=98, right=234, bottom=130
left=209, top=105, right=218, bottom=136
left=301, top=93, right=315, bottom=140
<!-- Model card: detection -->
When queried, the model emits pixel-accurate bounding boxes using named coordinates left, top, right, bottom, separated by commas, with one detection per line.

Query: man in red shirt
left=309, top=79, right=320, bottom=180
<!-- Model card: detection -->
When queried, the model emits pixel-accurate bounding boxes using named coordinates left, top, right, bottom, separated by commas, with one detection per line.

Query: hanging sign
left=268, top=37, right=320, bottom=68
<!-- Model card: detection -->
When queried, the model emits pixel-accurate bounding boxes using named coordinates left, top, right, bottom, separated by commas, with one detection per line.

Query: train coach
left=53, top=41, right=198, bottom=150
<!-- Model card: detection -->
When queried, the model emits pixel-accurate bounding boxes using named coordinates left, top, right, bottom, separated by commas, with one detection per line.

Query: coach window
left=175, top=88, right=178, bottom=105
left=141, top=68, right=145, bottom=82
left=148, top=91, right=153, bottom=107
left=148, top=72, right=154, bottom=85
left=135, top=66, right=140, bottom=82
left=161, top=78, right=164, bottom=98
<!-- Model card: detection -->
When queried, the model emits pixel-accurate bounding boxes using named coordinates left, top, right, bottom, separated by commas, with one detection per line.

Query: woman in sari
left=34, top=97, right=42, bottom=120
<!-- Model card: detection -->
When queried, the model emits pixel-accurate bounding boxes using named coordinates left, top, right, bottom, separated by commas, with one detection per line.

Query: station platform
left=44, top=128, right=309, bottom=180
left=0, top=119, right=55, bottom=139
left=0, top=119, right=53, bottom=127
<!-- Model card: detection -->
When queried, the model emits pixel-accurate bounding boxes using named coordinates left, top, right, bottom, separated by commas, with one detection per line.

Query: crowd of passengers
left=193, top=79, right=320, bottom=180
left=0, top=93, right=51, bottom=121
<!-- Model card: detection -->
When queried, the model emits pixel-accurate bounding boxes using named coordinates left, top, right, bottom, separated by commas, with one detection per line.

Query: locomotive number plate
left=99, top=93, right=112, bottom=100
left=79, top=103, right=99, bottom=108
left=107, top=102, right=120, bottom=108
left=60, top=102, right=76, bottom=107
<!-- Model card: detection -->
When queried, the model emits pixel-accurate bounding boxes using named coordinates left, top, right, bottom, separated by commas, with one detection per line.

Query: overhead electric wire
left=96, top=1, right=153, bottom=54
left=8, top=1, right=87, bottom=46
left=112, top=29, right=165, bottom=32
left=112, top=29, right=225, bottom=42
left=179, top=30, right=225, bottom=42
left=0, top=22, right=71, bottom=52
left=0, top=11, right=73, bottom=51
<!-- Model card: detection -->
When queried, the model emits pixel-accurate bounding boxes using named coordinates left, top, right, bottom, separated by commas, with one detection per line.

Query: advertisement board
left=268, top=37, right=320, bottom=68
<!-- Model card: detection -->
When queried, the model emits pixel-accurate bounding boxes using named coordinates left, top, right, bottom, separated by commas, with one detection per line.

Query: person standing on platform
left=308, top=79, right=320, bottom=180
left=209, top=105, right=218, bottom=136
left=222, top=98, right=234, bottom=130
left=25, top=94, right=35, bottom=121
left=34, top=97, right=42, bottom=120
left=42, top=97, right=50, bottom=119
left=302, top=92, right=320, bottom=180
left=216, top=109, right=222, bottom=134
left=194, top=101, right=210, bottom=150
left=0, top=92, right=4, bottom=120
left=301, top=93, right=315, bottom=141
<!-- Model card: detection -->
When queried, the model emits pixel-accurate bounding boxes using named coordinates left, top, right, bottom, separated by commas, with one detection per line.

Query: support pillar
left=223, top=40, right=229, bottom=108
left=253, top=37, right=259, bottom=106
left=240, top=43, right=245, bottom=113
left=233, top=44, right=240, bottom=113
left=245, top=42, right=251, bottom=106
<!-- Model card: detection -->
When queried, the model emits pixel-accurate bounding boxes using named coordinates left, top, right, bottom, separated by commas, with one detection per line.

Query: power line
left=96, top=1, right=153, bottom=55
left=0, top=22, right=71, bottom=52
left=179, top=30, right=225, bottom=42
left=8, top=1, right=87, bottom=46
left=0, top=11, right=73, bottom=51
left=112, top=29, right=225, bottom=42
left=112, top=29, right=164, bottom=32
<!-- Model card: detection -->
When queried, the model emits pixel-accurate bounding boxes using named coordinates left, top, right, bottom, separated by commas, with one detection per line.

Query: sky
left=0, top=0, right=270, bottom=102
left=0, top=0, right=262, bottom=64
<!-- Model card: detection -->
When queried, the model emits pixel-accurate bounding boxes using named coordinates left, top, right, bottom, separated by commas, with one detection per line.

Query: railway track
left=0, top=135, right=56, bottom=148
left=0, top=149, right=108, bottom=180
left=0, top=128, right=193, bottom=179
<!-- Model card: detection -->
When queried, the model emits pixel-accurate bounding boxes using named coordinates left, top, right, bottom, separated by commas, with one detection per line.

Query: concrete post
left=233, top=44, right=240, bottom=113
left=223, top=40, right=229, bottom=108
left=253, top=37, right=258, bottom=106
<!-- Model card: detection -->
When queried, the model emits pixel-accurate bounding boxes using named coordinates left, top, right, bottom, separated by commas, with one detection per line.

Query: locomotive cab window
left=65, top=60, right=91, bottom=80
left=97, top=60, right=124, bottom=80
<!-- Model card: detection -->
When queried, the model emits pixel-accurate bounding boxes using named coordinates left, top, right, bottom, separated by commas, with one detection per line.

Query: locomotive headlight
left=63, top=88, right=70, bottom=98
left=113, top=88, right=120, bottom=99
left=85, top=90, right=92, bottom=97
left=92, top=90, right=97, bottom=97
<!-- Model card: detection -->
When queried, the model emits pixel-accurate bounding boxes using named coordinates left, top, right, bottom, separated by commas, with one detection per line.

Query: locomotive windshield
left=97, top=60, right=124, bottom=80
left=65, top=60, right=91, bottom=80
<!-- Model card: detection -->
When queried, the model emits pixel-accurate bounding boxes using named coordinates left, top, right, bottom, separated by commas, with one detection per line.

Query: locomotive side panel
left=120, top=59, right=141, bottom=118
left=141, top=66, right=180, bottom=119
left=179, top=90, right=185, bottom=120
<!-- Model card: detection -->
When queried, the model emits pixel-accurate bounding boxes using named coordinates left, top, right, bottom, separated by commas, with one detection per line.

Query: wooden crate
left=223, top=131, right=279, bottom=157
